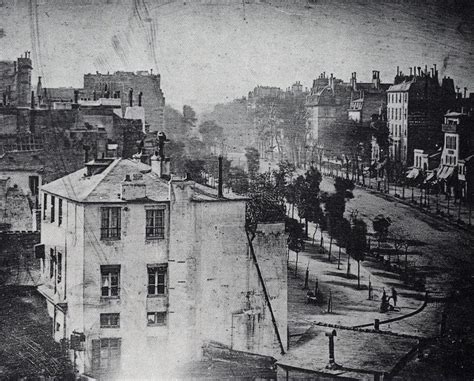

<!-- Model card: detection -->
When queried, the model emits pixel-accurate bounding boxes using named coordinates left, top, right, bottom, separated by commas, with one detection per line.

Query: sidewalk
left=287, top=222, right=432, bottom=340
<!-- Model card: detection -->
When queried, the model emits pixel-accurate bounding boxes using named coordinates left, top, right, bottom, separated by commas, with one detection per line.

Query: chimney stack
left=30, top=91, right=35, bottom=109
left=396, top=66, right=400, bottom=76
left=74, top=90, right=79, bottom=104
left=129, top=88, right=133, bottom=107
left=138, top=91, right=143, bottom=107
left=464, top=87, right=467, bottom=98
left=218, top=155, right=223, bottom=198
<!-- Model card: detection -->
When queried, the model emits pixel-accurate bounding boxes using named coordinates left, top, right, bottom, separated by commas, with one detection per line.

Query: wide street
left=320, top=176, right=474, bottom=296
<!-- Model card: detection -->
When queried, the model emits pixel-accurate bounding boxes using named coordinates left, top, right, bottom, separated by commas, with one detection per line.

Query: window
left=58, top=199, right=63, bottom=226
left=101, top=207, right=121, bottom=239
left=91, top=338, right=121, bottom=372
left=57, top=252, right=62, bottom=283
left=100, top=313, right=120, bottom=328
left=147, top=312, right=167, bottom=326
left=50, top=196, right=55, bottom=223
left=101, top=265, right=120, bottom=297
left=446, top=136, right=456, bottom=150
left=50, top=249, right=55, bottom=279
left=29, top=176, right=39, bottom=196
left=147, top=265, right=167, bottom=296
left=43, top=194, right=48, bottom=220
left=146, top=209, right=165, bottom=239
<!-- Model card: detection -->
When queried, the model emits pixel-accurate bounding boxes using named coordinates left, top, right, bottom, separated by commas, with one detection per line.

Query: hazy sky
left=1, top=0, right=473, bottom=111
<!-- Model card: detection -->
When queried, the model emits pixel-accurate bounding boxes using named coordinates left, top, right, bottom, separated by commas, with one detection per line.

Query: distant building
left=0, top=51, right=32, bottom=108
left=387, top=65, right=455, bottom=166
left=36, top=157, right=288, bottom=379
left=438, top=111, right=474, bottom=198
left=82, top=70, right=165, bottom=133
left=347, top=71, right=390, bottom=124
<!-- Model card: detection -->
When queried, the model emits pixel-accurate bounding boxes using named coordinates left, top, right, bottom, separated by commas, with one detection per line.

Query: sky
left=1, top=0, right=473, bottom=112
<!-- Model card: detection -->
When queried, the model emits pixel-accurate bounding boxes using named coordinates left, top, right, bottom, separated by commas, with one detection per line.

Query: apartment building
left=36, top=156, right=287, bottom=379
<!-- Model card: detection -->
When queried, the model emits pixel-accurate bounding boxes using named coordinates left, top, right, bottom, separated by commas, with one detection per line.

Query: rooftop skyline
left=1, top=0, right=473, bottom=111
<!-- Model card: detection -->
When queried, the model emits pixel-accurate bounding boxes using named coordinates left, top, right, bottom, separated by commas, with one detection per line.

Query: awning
left=438, top=166, right=455, bottom=180
left=406, top=168, right=420, bottom=179
left=425, top=171, right=436, bottom=182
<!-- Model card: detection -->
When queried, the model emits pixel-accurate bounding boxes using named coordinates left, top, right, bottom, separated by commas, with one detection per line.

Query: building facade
left=36, top=158, right=287, bottom=379
left=387, top=65, right=455, bottom=166
left=0, top=51, right=32, bottom=108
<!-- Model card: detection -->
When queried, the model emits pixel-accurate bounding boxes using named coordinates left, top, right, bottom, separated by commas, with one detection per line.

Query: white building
left=387, top=82, right=410, bottom=163
left=36, top=157, right=287, bottom=379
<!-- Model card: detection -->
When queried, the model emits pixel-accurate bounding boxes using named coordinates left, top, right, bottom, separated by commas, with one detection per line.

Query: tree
left=227, top=167, right=250, bottom=195
left=372, top=214, right=392, bottom=249
left=245, top=146, right=260, bottom=178
left=285, top=217, right=305, bottom=275
left=198, top=120, right=224, bottom=153
left=293, top=167, right=323, bottom=237
left=348, top=218, right=367, bottom=289
left=183, top=158, right=206, bottom=183
left=335, top=218, right=351, bottom=270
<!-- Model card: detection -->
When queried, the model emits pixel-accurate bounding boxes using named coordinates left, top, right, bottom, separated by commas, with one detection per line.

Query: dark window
left=101, top=265, right=120, bottom=297
left=57, top=252, right=62, bottom=283
left=145, top=209, right=165, bottom=239
left=100, top=313, right=120, bottom=328
left=147, top=312, right=167, bottom=326
left=147, top=265, right=167, bottom=296
left=50, top=196, right=55, bottom=223
left=43, top=194, right=48, bottom=220
left=101, top=207, right=121, bottom=239
left=58, top=199, right=63, bottom=226
left=91, top=338, right=121, bottom=372
left=29, top=176, right=39, bottom=196
left=50, top=249, right=55, bottom=279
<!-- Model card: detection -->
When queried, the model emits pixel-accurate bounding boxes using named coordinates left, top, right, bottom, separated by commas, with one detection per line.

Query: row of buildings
left=246, top=65, right=473, bottom=199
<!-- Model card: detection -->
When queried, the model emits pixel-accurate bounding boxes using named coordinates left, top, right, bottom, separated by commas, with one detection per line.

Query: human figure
left=380, top=288, right=388, bottom=313
left=391, top=287, right=398, bottom=307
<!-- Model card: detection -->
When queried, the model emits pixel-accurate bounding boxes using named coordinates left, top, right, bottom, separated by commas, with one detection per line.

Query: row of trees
left=233, top=159, right=368, bottom=287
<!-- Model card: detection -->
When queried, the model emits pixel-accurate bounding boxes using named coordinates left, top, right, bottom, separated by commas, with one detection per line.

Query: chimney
left=424, top=65, right=428, bottom=76
left=93, top=90, right=97, bottom=101
left=218, top=155, right=223, bottom=198
left=31, top=91, right=35, bottom=108
left=464, top=87, right=467, bottom=98
left=74, top=90, right=79, bottom=104
left=138, top=91, right=143, bottom=107
left=396, top=66, right=399, bottom=76
left=13, top=61, right=16, bottom=73
left=409, top=67, right=413, bottom=76
left=121, top=175, right=146, bottom=200
left=129, top=88, right=133, bottom=107
left=417, top=67, right=421, bottom=76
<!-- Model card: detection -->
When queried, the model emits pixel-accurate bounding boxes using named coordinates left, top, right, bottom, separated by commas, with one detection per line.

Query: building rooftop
left=277, top=325, right=419, bottom=378
left=41, top=158, right=246, bottom=203
left=387, top=81, right=414, bottom=92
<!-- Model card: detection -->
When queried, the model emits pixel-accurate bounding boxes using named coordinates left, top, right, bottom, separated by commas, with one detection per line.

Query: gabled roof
left=41, top=159, right=169, bottom=203
left=41, top=159, right=247, bottom=203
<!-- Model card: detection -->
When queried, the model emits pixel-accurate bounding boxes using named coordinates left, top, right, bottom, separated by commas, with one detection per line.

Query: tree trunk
left=312, top=225, right=318, bottom=245
left=357, top=260, right=360, bottom=289
left=338, top=246, right=341, bottom=270
left=305, top=219, right=308, bottom=238
left=328, top=237, right=333, bottom=261
left=294, top=252, right=299, bottom=276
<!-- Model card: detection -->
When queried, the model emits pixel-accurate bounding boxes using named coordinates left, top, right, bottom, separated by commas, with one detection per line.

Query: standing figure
left=391, top=287, right=398, bottom=306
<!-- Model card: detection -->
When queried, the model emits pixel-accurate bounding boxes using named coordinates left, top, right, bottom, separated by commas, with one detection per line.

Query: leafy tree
left=285, top=217, right=305, bottom=274
left=372, top=214, right=392, bottom=248
left=183, top=158, right=206, bottom=183
left=198, top=120, right=224, bottom=152
left=245, top=146, right=260, bottom=178
left=293, top=167, right=323, bottom=237
left=245, top=192, right=285, bottom=237
left=227, top=166, right=250, bottom=195
left=163, top=105, right=190, bottom=139
left=348, top=218, right=368, bottom=289
left=182, top=105, right=197, bottom=130
left=335, top=218, right=351, bottom=270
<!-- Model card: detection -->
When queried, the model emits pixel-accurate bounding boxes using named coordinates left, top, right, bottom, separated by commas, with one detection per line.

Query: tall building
left=35, top=157, right=288, bottom=379
left=83, top=70, right=165, bottom=133
left=387, top=65, right=455, bottom=166
left=0, top=51, right=33, bottom=107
